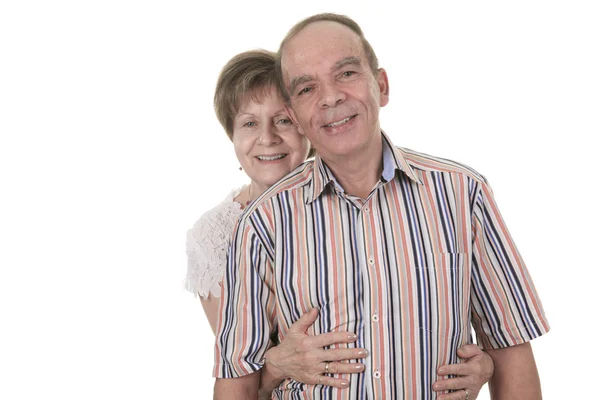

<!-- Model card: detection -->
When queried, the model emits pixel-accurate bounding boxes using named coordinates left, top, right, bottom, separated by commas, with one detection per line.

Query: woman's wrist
left=263, top=346, right=286, bottom=382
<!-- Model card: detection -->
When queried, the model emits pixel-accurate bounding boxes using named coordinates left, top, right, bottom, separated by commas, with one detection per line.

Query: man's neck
left=323, top=135, right=383, bottom=200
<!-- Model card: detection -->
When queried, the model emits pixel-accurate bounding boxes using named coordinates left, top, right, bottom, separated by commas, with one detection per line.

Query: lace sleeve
left=184, top=189, right=244, bottom=299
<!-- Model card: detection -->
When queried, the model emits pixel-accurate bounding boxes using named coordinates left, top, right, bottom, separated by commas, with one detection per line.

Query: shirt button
left=364, top=206, right=370, bottom=213
left=372, top=314, right=379, bottom=322
left=368, top=257, right=374, bottom=265
left=374, top=369, right=381, bottom=379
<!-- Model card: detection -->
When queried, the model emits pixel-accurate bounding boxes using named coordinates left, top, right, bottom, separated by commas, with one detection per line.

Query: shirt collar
left=306, top=131, right=423, bottom=204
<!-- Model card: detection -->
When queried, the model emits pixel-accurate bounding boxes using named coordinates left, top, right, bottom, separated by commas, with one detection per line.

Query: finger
left=432, top=377, right=469, bottom=392
left=436, top=389, right=471, bottom=400
left=315, top=374, right=350, bottom=389
left=321, top=348, right=368, bottom=363
left=456, top=344, right=482, bottom=360
left=288, top=308, right=319, bottom=333
left=437, top=362, right=475, bottom=377
left=311, top=331, right=360, bottom=348
left=325, top=361, right=365, bottom=375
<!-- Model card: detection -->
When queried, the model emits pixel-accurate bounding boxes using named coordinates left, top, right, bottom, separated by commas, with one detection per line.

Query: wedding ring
left=464, top=389, right=469, bottom=400
left=325, top=361, right=330, bottom=374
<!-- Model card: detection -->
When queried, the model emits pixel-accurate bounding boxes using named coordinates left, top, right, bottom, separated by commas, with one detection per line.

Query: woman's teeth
left=257, top=154, right=286, bottom=161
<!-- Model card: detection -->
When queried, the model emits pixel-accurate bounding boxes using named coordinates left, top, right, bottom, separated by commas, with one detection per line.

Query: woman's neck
left=237, top=181, right=268, bottom=209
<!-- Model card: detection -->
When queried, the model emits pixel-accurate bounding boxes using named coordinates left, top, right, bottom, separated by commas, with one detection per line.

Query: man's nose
left=319, top=82, right=346, bottom=108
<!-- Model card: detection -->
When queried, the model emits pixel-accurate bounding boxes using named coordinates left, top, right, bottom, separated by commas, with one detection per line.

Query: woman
left=186, top=50, right=493, bottom=399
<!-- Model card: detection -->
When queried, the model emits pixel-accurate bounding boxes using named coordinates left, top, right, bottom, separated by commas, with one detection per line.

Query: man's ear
left=377, top=68, right=390, bottom=107
left=284, top=102, right=305, bottom=136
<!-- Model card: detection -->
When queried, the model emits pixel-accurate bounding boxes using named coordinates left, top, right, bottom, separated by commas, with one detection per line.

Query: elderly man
left=214, top=13, right=549, bottom=400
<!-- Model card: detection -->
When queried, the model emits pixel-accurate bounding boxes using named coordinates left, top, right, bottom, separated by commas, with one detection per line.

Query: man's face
left=281, top=21, right=389, bottom=160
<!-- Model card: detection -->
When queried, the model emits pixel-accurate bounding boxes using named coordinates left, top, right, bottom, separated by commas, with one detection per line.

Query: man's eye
left=298, top=87, right=312, bottom=96
left=342, top=71, right=356, bottom=77
left=277, top=118, right=292, bottom=125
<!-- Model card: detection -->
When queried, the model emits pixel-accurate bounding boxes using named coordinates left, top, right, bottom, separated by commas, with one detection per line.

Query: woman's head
left=214, top=50, right=311, bottom=192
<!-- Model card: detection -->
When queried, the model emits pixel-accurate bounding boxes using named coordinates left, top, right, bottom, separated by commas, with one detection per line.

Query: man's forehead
left=281, top=22, right=363, bottom=77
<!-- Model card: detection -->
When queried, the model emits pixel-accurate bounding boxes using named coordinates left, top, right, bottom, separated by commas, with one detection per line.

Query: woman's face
left=232, top=86, right=310, bottom=192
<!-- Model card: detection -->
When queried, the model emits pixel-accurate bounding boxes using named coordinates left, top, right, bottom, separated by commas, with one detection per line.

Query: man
left=214, top=13, right=549, bottom=400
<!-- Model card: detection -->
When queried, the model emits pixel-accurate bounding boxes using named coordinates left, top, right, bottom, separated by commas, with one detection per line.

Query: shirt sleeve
left=212, top=214, right=277, bottom=378
left=469, top=177, right=550, bottom=349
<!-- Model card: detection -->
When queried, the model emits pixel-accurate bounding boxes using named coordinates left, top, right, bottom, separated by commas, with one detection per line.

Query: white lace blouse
left=184, top=187, right=245, bottom=299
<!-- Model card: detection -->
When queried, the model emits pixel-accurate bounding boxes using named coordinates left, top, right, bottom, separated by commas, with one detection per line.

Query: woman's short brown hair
left=213, top=49, right=279, bottom=141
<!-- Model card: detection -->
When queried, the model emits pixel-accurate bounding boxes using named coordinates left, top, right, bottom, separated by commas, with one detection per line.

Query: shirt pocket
left=414, top=252, right=470, bottom=366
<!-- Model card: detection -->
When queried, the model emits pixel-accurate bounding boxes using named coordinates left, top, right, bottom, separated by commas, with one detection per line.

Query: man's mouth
left=256, top=154, right=287, bottom=161
left=323, top=115, right=356, bottom=128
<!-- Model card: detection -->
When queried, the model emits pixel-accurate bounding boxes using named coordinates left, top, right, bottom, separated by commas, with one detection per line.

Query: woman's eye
left=243, top=121, right=256, bottom=128
left=277, top=118, right=292, bottom=125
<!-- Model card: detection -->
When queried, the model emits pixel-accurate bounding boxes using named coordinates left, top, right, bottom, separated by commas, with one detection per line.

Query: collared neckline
left=306, top=131, right=423, bottom=204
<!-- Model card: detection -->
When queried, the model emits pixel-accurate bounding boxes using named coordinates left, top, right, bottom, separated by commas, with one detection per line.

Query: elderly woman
left=186, top=50, right=493, bottom=399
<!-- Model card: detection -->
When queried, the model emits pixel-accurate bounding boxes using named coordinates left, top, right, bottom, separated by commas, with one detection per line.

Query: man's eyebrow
left=288, top=75, right=313, bottom=97
left=287, top=57, right=362, bottom=96
left=334, top=56, right=361, bottom=70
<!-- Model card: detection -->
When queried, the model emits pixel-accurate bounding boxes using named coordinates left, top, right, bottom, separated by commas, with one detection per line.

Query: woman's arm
left=200, top=294, right=220, bottom=334
left=258, top=308, right=367, bottom=398
left=202, top=303, right=367, bottom=398
left=432, top=344, right=495, bottom=399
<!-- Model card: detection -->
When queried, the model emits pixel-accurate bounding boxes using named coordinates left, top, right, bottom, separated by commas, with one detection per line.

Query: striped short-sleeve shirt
left=214, top=132, right=549, bottom=399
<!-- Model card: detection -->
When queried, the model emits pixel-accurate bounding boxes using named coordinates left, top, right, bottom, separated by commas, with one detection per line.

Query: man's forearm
left=486, top=342, right=542, bottom=400
left=214, top=372, right=261, bottom=400
left=258, top=361, right=285, bottom=400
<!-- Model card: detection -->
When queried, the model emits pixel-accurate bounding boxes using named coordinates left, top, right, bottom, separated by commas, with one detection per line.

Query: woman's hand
left=432, top=344, right=494, bottom=399
left=263, top=308, right=367, bottom=389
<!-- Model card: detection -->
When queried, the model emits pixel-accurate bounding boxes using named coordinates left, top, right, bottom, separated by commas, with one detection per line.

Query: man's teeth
left=326, top=117, right=352, bottom=127
left=257, top=154, right=286, bottom=161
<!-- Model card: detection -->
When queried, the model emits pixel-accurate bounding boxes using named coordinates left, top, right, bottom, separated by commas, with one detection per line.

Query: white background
left=1, top=0, right=598, bottom=398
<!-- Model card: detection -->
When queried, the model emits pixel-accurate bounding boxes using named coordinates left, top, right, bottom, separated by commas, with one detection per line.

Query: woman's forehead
left=237, top=85, right=285, bottom=112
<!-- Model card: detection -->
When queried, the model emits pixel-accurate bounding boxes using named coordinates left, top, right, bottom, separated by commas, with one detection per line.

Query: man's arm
left=214, top=372, right=261, bottom=400
left=486, top=342, right=541, bottom=400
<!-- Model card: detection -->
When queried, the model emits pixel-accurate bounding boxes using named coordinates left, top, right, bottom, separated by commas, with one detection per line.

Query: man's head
left=275, top=13, right=380, bottom=103
left=276, top=14, right=389, bottom=161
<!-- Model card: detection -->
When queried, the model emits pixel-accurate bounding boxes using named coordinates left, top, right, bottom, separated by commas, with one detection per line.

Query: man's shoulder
left=240, top=160, right=314, bottom=220
left=398, top=146, right=487, bottom=184
left=262, top=159, right=314, bottom=199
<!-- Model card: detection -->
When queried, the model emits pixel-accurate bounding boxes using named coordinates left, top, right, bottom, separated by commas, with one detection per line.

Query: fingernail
left=348, top=333, right=357, bottom=340
left=437, top=367, right=447, bottom=375
left=432, top=382, right=440, bottom=390
left=354, top=364, right=365, bottom=371
left=357, top=350, right=368, bottom=356
left=340, top=381, right=349, bottom=387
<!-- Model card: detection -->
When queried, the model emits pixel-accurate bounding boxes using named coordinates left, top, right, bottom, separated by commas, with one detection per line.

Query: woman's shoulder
left=189, top=186, right=245, bottom=236
left=184, top=186, right=246, bottom=298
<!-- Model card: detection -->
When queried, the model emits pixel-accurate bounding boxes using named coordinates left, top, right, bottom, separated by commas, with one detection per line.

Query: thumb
left=457, top=344, right=482, bottom=360
left=288, top=308, right=319, bottom=334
